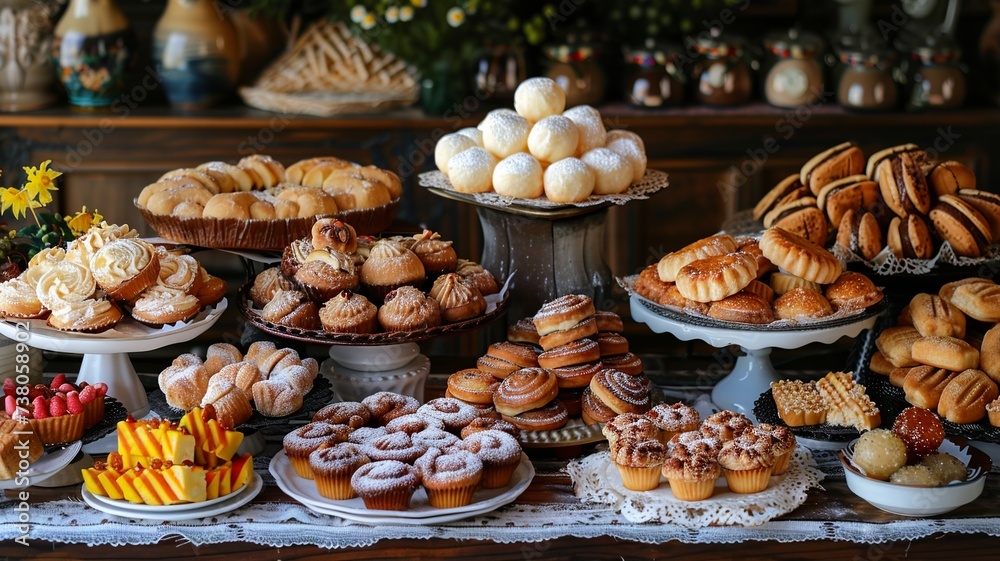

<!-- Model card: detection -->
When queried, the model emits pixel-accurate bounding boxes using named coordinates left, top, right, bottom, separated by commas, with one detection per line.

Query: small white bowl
left=327, top=342, right=420, bottom=371
left=840, top=435, right=991, bottom=517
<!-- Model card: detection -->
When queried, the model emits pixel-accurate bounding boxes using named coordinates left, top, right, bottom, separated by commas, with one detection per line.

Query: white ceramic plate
left=292, top=494, right=517, bottom=525
left=270, top=450, right=533, bottom=520
left=840, top=436, right=991, bottom=517
left=81, top=472, right=262, bottom=522
left=0, top=440, right=82, bottom=489
left=86, top=471, right=255, bottom=512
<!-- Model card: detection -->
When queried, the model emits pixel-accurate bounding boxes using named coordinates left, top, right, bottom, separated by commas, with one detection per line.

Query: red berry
left=79, top=386, right=96, bottom=404
left=50, top=374, right=67, bottom=390
left=892, top=407, right=946, bottom=462
left=49, top=395, right=66, bottom=417
left=58, top=383, right=76, bottom=393
left=4, top=395, right=16, bottom=417
left=66, top=391, right=83, bottom=415
left=3, top=378, right=15, bottom=397
left=32, top=396, right=48, bottom=419
left=93, top=383, right=108, bottom=397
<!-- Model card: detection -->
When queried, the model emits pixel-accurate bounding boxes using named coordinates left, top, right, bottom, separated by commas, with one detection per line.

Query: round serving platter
left=0, top=440, right=82, bottom=490
left=81, top=472, right=263, bottom=522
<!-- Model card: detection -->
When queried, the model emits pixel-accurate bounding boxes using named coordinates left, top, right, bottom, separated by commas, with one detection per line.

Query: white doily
left=831, top=241, right=1000, bottom=276
left=418, top=169, right=669, bottom=209
left=566, top=448, right=824, bottom=528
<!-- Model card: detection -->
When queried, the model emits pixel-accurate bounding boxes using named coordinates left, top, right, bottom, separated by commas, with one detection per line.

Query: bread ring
left=759, top=227, right=841, bottom=284
left=202, top=192, right=258, bottom=220
left=144, top=185, right=214, bottom=216
left=675, top=252, right=758, bottom=303
left=322, top=177, right=391, bottom=210
left=657, top=235, right=738, bottom=283
left=493, top=367, right=559, bottom=417
left=238, top=155, right=286, bottom=189
left=138, top=178, right=200, bottom=207
left=325, top=166, right=402, bottom=200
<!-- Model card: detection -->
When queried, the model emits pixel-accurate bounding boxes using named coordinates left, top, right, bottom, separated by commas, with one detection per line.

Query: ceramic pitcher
left=0, top=0, right=58, bottom=111
left=53, top=0, right=133, bottom=108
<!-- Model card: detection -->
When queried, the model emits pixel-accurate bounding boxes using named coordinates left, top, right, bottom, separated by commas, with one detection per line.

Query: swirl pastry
left=209, top=361, right=262, bottom=396
left=377, top=286, right=441, bottom=332
left=294, top=249, right=359, bottom=302
left=131, top=286, right=201, bottom=326
left=350, top=460, right=420, bottom=511
left=281, top=238, right=314, bottom=279
left=602, top=353, right=644, bottom=376
left=476, top=354, right=518, bottom=379
left=361, top=431, right=427, bottom=463
left=533, top=294, right=595, bottom=336
left=447, top=369, right=500, bottom=405
left=362, top=391, right=420, bottom=425
left=360, top=240, right=426, bottom=302
left=493, top=367, right=559, bottom=417
left=158, top=361, right=209, bottom=411
left=759, top=227, right=841, bottom=285
left=155, top=249, right=202, bottom=295
left=348, top=426, right=387, bottom=445
left=458, top=429, right=522, bottom=488
left=417, top=397, right=480, bottom=432
left=318, top=291, right=377, bottom=334
left=430, top=273, right=486, bottom=323
left=551, top=361, right=602, bottom=389
left=90, top=239, right=159, bottom=300
left=313, top=401, right=371, bottom=429
left=581, top=387, right=617, bottom=425
left=415, top=447, right=484, bottom=508
left=0, top=277, right=47, bottom=319
left=675, top=253, right=758, bottom=304
left=410, top=427, right=460, bottom=450
left=455, top=259, right=499, bottom=296
left=34, top=260, right=96, bottom=311
left=249, top=267, right=295, bottom=307
left=409, top=230, right=457, bottom=276
left=260, top=289, right=320, bottom=330
left=589, top=369, right=651, bottom=415
left=507, top=317, right=540, bottom=346
left=538, top=316, right=598, bottom=351
left=460, top=417, right=520, bottom=439
left=46, top=299, right=123, bottom=333
left=309, top=443, right=370, bottom=500
left=486, top=341, right=539, bottom=368
left=196, top=267, right=227, bottom=308
left=383, top=413, right=445, bottom=435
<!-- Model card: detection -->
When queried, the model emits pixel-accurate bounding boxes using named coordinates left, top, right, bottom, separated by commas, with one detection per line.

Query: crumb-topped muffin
left=700, top=410, right=752, bottom=442
left=667, top=431, right=723, bottom=459
left=752, top=423, right=797, bottom=475
left=662, top=452, right=722, bottom=501
left=718, top=431, right=776, bottom=494
left=610, top=438, right=666, bottom=491
left=459, top=429, right=522, bottom=488
left=603, top=413, right=660, bottom=449
left=309, top=443, right=370, bottom=500
left=646, top=403, right=701, bottom=444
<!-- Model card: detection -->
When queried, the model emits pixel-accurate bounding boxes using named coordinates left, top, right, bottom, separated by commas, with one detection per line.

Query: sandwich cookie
left=886, top=215, right=934, bottom=259
left=865, top=144, right=926, bottom=180
left=924, top=161, right=976, bottom=198
left=753, top=175, right=810, bottom=221
left=817, top=174, right=879, bottom=228
left=836, top=209, right=883, bottom=261
left=877, top=151, right=931, bottom=217
left=956, top=189, right=1000, bottom=241
left=800, top=141, right=866, bottom=196
left=762, top=197, right=829, bottom=247
left=929, top=194, right=993, bottom=258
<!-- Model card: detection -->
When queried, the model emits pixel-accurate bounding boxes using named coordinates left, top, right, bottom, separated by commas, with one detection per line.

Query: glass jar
left=622, top=41, right=686, bottom=108
left=544, top=43, right=606, bottom=107
left=690, top=32, right=753, bottom=106
left=897, top=35, right=966, bottom=110
left=834, top=42, right=899, bottom=111
left=761, top=29, right=825, bottom=108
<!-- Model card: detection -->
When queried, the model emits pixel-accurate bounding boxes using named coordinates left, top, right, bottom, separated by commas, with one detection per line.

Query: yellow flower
left=361, top=12, right=377, bottom=30
left=23, top=160, right=60, bottom=206
left=447, top=7, right=465, bottom=27
left=66, top=206, right=101, bottom=236
left=1, top=188, right=31, bottom=220
left=411, top=0, right=427, bottom=7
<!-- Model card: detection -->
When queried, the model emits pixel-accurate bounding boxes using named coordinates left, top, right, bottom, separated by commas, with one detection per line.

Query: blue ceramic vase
left=53, top=0, right=134, bottom=108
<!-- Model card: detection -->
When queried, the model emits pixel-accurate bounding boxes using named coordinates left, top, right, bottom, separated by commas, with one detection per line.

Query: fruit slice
left=230, top=453, right=253, bottom=492
left=117, top=418, right=195, bottom=465
left=178, top=407, right=243, bottom=463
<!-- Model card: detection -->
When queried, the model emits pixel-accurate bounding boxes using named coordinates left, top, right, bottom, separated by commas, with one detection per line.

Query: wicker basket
left=240, top=20, right=418, bottom=116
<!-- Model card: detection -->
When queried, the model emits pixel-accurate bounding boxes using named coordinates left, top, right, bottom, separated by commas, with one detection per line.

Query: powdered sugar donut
left=482, top=112, right=532, bottom=159
left=543, top=157, right=595, bottom=203
left=606, top=136, right=647, bottom=183
left=606, top=129, right=645, bottom=153
left=477, top=108, right=518, bottom=131
left=455, top=127, right=484, bottom=147
left=435, top=134, right=478, bottom=176
left=527, top=115, right=579, bottom=164
left=514, top=77, right=566, bottom=123
left=493, top=153, right=544, bottom=199
left=581, top=148, right=633, bottom=195
left=447, top=148, right=497, bottom=194
left=562, top=105, right=607, bottom=155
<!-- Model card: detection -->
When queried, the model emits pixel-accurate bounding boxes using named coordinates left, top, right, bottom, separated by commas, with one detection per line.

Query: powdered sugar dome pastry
left=605, top=129, right=645, bottom=153
left=435, top=133, right=478, bottom=176
left=514, top=77, right=566, bottom=123
left=477, top=108, right=518, bottom=132
left=543, top=157, right=595, bottom=203
left=447, top=147, right=497, bottom=194
left=527, top=115, right=579, bottom=164
left=563, top=105, right=607, bottom=155
left=581, top=148, right=633, bottom=195
left=482, top=112, right=532, bottom=159
left=493, top=153, right=544, bottom=199
left=455, top=127, right=484, bottom=147
left=607, top=136, right=647, bottom=184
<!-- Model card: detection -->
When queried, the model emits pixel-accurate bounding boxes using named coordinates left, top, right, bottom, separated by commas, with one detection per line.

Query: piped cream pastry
left=90, top=238, right=159, bottom=300
left=360, top=240, right=426, bottom=302
left=455, top=259, right=499, bottom=296
left=35, top=261, right=96, bottom=310
left=130, top=285, right=201, bottom=326
left=0, top=276, right=47, bottom=318
left=155, top=248, right=202, bottom=295
left=66, top=223, right=139, bottom=265
left=294, top=248, right=359, bottom=302
left=429, top=273, right=486, bottom=323
left=46, top=298, right=123, bottom=333
left=409, top=230, right=458, bottom=276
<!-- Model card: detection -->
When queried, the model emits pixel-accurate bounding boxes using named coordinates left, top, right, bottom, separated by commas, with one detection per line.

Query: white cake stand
left=630, top=295, right=883, bottom=419
left=0, top=300, right=227, bottom=418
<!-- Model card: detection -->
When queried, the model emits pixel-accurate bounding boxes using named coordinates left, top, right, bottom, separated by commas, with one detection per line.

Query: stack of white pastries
left=434, top=77, right=648, bottom=204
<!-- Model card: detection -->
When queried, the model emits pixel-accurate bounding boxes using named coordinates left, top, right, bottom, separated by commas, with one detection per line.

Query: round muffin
left=700, top=410, right=751, bottom=442
left=294, top=248, right=359, bottom=302
left=417, top=397, right=480, bottom=433
left=718, top=433, right=776, bottom=494
left=409, top=231, right=457, bottom=277
left=351, top=460, right=420, bottom=511
left=415, top=447, right=484, bottom=508
left=309, top=443, right=370, bottom=500
left=377, top=286, right=442, bottom=332
left=319, top=291, right=377, bottom=334
left=458, top=429, right=522, bottom=488
left=361, top=431, right=428, bottom=464
left=602, top=413, right=661, bottom=449
left=283, top=422, right=352, bottom=479
left=361, top=391, right=420, bottom=425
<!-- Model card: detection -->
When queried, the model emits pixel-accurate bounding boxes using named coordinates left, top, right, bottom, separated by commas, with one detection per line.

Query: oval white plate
left=86, top=469, right=255, bottom=512
left=0, top=440, right=82, bottom=489
left=270, top=449, right=533, bottom=520
left=81, top=472, right=262, bottom=522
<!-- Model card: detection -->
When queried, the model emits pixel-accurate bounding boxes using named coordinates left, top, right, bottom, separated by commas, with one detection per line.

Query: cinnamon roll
left=476, top=354, right=519, bottom=379
left=550, top=361, right=603, bottom=389
left=460, top=417, right=520, bottom=439
left=350, top=460, right=420, bottom=511
left=430, top=273, right=486, bottom=323
left=581, top=387, right=617, bottom=425
left=589, top=369, right=651, bottom=415
left=377, top=286, right=441, bottom=332
left=417, top=397, right=480, bottom=432
left=90, top=238, right=159, bottom=300
left=294, top=248, right=359, bottom=302
left=537, top=338, right=600, bottom=369
left=383, top=413, right=445, bottom=435
left=447, top=369, right=500, bottom=404
left=362, top=391, right=419, bottom=425
left=361, top=431, right=427, bottom=463
left=503, top=399, right=568, bottom=431
left=493, top=367, right=559, bottom=417
left=533, top=294, right=595, bottom=336
left=485, top=341, right=539, bottom=368
left=313, top=401, right=371, bottom=429
left=319, top=291, right=377, bottom=334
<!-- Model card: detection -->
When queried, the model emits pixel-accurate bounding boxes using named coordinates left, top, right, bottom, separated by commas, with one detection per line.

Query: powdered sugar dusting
left=459, top=429, right=521, bottom=463
left=350, top=460, right=418, bottom=495
left=384, top=413, right=445, bottom=435
left=416, top=447, right=483, bottom=484
left=411, top=427, right=460, bottom=449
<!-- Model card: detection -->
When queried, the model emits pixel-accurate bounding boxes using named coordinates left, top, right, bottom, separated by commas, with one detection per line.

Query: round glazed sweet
left=563, top=105, right=606, bottom=155
left=543, top=158, right=595, bottom=204
left=527, top=115, right=579, bottom=164
left=514, top=77, right=566, bottom=123
left=493, top=153, right=544, bottom=199
left=581, top=148, right=633, bottom=195
left=482, top=112, right=532, bottom=159
left=607, top=136, right=647, bottom=184
left=447, top=147, right=497, bottom=194
left=435, top=134, right=478, bottom=175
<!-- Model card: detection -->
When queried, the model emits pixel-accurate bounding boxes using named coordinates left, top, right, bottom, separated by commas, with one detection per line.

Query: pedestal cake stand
left=0, top=300, right=228, bottom=418
left=630, top=295, right=885, bottom=419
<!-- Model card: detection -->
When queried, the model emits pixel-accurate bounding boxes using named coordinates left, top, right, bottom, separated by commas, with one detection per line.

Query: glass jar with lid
left=623, top=40, right=686, bottom=108
left=834, top=39, right=900, bottom=111
left=690, top=31, right=754, bottom=106
left=543, top=40, right=606, bottom=107
left=896, top=34, right=967, bottom=110
left=762, top=29, right=825, bottom=108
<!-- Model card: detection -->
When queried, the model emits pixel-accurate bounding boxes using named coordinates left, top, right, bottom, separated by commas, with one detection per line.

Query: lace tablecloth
left=2, top=394, right=999, bottom=549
